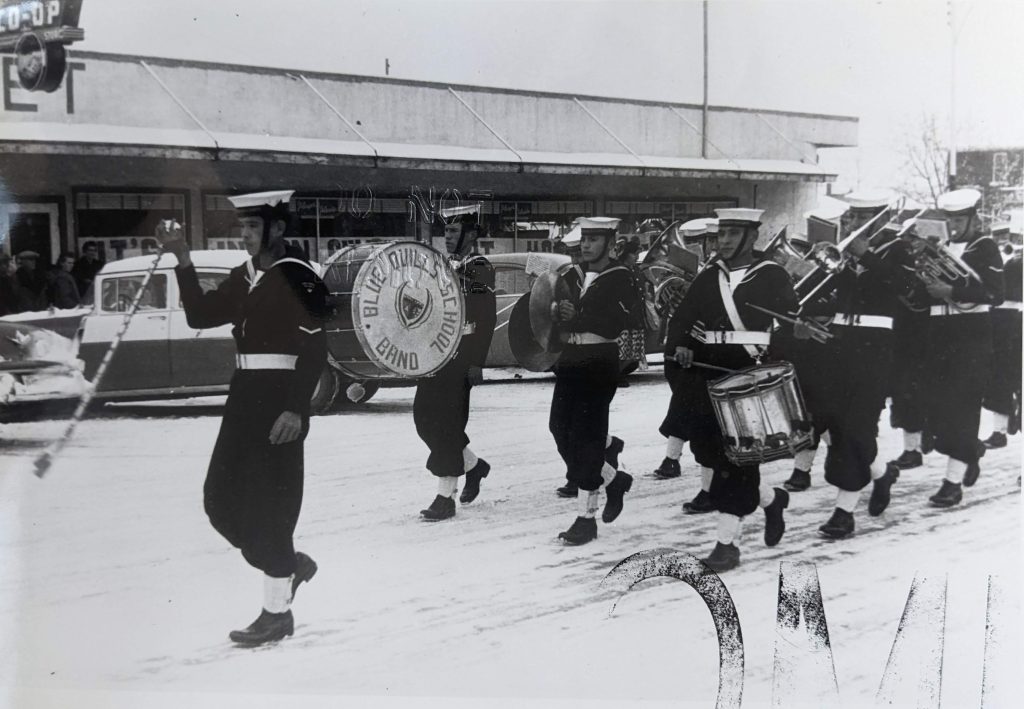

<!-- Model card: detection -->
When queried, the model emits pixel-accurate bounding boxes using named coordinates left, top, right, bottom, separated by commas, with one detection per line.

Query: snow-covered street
left=1, top=369, right=1020, bottom=708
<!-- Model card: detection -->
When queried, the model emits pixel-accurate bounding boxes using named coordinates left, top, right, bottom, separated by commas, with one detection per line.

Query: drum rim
left=347, top=241, right=466, bottom=378
left=708, top=361, right=796, bottom=395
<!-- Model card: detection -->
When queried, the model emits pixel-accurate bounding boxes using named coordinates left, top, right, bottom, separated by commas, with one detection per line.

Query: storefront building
left=0, top=51, right=858, bottom=265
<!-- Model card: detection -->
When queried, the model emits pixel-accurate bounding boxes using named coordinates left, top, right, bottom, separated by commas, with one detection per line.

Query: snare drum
left=321, top=242, right=466, bottom=379
left=707, top=362, right=813, bottom=465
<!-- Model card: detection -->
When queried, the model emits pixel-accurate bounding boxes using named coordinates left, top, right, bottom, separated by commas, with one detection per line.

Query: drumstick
left=746, top=304, right=833, bottom=342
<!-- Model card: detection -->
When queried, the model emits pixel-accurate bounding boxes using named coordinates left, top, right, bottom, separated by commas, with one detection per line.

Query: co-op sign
left=0, top=0, right=84, bottom=92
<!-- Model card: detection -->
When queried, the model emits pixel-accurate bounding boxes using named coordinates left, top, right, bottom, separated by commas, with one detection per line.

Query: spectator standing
left=72, top=242, right=105, bottom=299
left=47, top=252, right=82, bottom=309
left=15, top=251, right=47, bottom=311
left=0, top=254, right=20, bottom=315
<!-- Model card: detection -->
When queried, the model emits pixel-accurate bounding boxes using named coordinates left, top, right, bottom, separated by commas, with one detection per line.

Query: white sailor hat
left=805, top=201, right=850, bottom=223
left=704, top=218, right=719, bottom=234
left=679, top=218, right=710, bottom=239
left=714, top=208, right=764, bottom=226
left=937, top=188, right=982, bottom=215
left=560, top=224, right=583, bottom=248
left=577, top=216, right=621, bottom=232
left=228, top=190, right=295, bottom=217
left=843, top=189, right=892, bottom=211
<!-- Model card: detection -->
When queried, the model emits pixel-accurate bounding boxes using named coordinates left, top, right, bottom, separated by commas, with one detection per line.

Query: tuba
left=638, top=221, right=701, bottom=320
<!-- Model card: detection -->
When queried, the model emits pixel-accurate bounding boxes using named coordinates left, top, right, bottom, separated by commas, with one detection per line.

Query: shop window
left=76, top=191, right=186, bottom=261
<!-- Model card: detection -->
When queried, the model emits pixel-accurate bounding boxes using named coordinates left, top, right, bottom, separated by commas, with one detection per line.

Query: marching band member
left=157, top=191, right=328, bottom=646
left=888, top=297, right=933, bottom=470
left=667, top=208, right=806, bottom=570
left=550, top=217, right=637, bottom=545
left=654, top=218, right=716, bottom=514
left=981, top=240, right=1021, bottom=448
left=795, top=198, right=919, bottom=539
left=920, top=189, right=1004, bottom=507
left=417, top=214, right=497, bottom=520
left=554, top=223, right=624, bottom=500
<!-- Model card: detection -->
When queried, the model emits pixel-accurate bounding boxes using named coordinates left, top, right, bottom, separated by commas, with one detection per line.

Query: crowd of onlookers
left=0, top=243, right=105, bottom=316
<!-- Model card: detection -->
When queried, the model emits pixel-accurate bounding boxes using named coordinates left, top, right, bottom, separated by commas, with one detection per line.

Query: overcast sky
left=75, top=0, right=1023, bottom=191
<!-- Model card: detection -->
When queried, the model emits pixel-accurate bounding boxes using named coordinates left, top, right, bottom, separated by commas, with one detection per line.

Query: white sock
left=716, top=513, right=741, bottom=545
left=820, top=432, right=832, bottom=447
left=578, top=490, right=600, bottom=518
left=758, top=483, right=776, bottom=509
left=869, top=463, right=887, bottom=481
left=438, top=476, right=458, bottom=498
left=263, top=574, right=293, bottom=614
left=945, top=458, right=967, bottom=485
left=794, top=448, right=817, bottom=472
left=904, top=431, right=922, bottom=452
left=700, top=467, right=713, bottom=492
left=605, top=435, right=613, bottom=448
left=993, top=413, right=1009, bottom=435
left=600, top=462, right=617, bottom=487
left=462, top=447, right=479, bottom=472
left=665, top=436, right=685, bottom=460
left=835, top=488, right=860, bottom=513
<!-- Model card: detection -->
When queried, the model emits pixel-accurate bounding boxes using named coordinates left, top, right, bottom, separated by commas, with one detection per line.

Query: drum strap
left=717, top=268, right=765, bottom=360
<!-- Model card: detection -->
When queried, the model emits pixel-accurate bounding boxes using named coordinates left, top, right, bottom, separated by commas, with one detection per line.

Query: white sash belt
left=929, top=304, right=991, bottom=316
left=833, top=313, right=893, bottom=330
left=995, top=301, right=1024, bottom=312
left=568, top=332, right=616, bottom=345
left=693, top=329, right=772, bottom=345
left=236, top=354, right=298, bottom=370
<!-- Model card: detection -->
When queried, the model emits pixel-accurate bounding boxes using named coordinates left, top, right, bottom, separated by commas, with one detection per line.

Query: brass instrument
left=639, top=221, right=701, bottom=319
left=796, top=203, right=904, bottom=310
left=759, top=227, right=817, bottom=281
left=900, top=221, right=986, bottom=312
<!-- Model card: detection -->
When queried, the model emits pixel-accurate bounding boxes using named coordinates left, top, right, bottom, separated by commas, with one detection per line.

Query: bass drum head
left=322, top=242, right=466, bottom=379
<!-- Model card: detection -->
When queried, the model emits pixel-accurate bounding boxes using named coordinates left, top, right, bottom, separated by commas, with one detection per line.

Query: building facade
left=0, top=51, right=858, bottom=266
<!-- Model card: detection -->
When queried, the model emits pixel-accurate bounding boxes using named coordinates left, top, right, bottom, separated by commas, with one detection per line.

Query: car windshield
left=100, top=274, right=168, bottom=312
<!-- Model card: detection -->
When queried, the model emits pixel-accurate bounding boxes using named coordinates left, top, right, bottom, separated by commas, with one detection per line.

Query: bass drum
left=321, top=242, right=466, bottom=379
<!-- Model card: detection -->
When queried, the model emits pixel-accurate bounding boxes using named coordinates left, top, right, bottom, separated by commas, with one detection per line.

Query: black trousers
left=658, top=361, right=702, bottom=440
left=984, top=309, right=1022, bottom=417
left=204, top=371, right=306, bottom=579
left=413, top=356, right=473, bottom=478
left=550, top=344, right=619, bottom=492
left=810, top=327, right=893, bottom=492
left=686, top=372, right=760, bottom=517
left=890, top=310, right=931, bottom=433
left=925, top=314, right=991, bottom=464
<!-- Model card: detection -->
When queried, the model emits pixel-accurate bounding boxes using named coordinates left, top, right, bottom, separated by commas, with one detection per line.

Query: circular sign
left=15, top=31, right=67, bottom=92
left=339, top=242, right=465, bottom=378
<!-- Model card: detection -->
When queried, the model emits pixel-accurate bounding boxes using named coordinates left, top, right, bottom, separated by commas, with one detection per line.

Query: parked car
left=0, top=319, right=87, bottom=421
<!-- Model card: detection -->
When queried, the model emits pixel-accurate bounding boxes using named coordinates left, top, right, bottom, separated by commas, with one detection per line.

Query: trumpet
left=899, top=229, right=985, bottom=312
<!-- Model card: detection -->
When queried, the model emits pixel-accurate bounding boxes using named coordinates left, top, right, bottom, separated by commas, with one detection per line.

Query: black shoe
left=702, top=542, right=740, bottom=572
left=783, top=468, right=811, bottom=492
left=229, top=609, right=294, bottom=646
left=982, top=432, right=1007, bottom=449
left=420, top=494, right=456, bottom=521
left=928, top=480, right=963, bottom=508
left=818, top=508, right=855, bottom=539
left=963, top=460, right=981, bottom=488
left=763, top=488, right=789, bottom=547
left=605, top=436, right=625, bottom=470
left=558, top=516, right=598, bottom=545
left=921, top=432, right=935, bottom=455
left=868, top=463, right=900, bottom=516
left=653, top=457, right=681, bottom=479
left=291, top=552, right=317, bottom=601
left=892, top=450, right=922, bottom=470
left=459, top=459, right=491, bottom=504
left=602, top=471, right=633, bottom=523
left=1010, top=401, right=1021, bottom=435
left=556, top=482, right=579, bottom=498
left=682, top=489, right=714, bottom=514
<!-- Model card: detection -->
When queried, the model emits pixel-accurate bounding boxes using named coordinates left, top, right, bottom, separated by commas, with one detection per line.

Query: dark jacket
left=47, top=269, right=82, bottom=309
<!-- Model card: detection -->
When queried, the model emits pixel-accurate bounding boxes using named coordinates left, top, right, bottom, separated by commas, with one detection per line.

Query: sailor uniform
left=923, top=235, right=1005, bottom=465
left=983, top=253, right=1022, bottom=423
left=804, top=235, right=917, bottom=493
left=175, top=244, right=329, bottom=578
left=549, top=262, right=636, bottom=492
left=664, top=257, right=799, bottom=517
left=413, top=253, right=496, bottom=478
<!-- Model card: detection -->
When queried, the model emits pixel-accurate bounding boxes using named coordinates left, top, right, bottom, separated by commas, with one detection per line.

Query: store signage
left=0, top=0, right=84, bottom=92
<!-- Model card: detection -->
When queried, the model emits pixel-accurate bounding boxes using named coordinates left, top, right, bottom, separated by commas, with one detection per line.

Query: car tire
left=309, top=366, right=341, bottom=415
